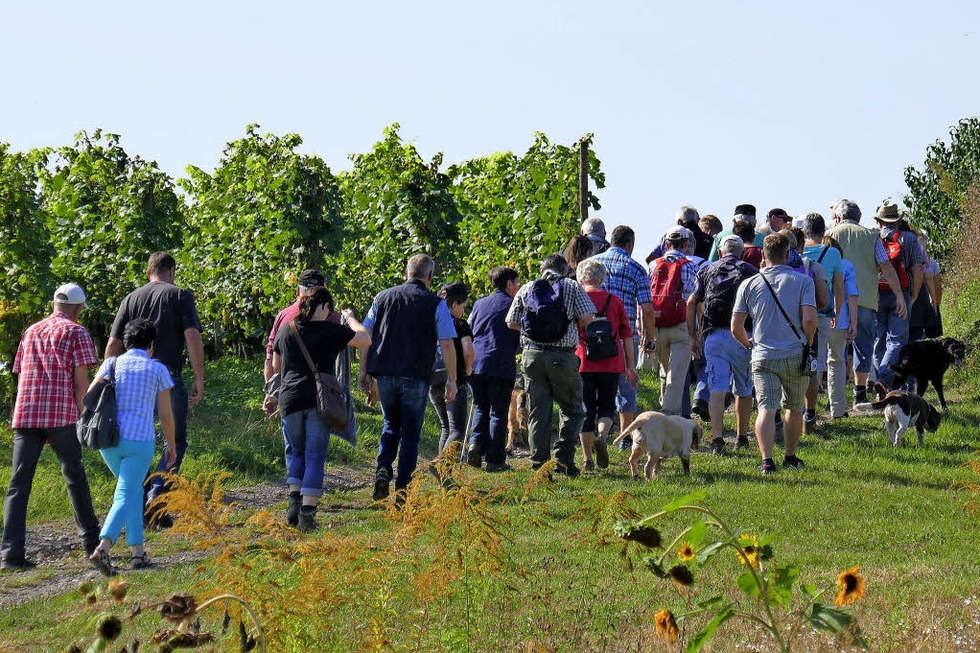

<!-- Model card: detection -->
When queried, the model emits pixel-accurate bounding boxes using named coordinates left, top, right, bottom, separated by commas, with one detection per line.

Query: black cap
left=767, top=207, right=789, bottom=220
left=298, top=269, right=325, bottom=288
left=734, top=204, right=756, bottom=217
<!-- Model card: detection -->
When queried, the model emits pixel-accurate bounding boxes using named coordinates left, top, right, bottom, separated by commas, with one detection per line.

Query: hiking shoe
left=286, top=491, right=301, bottom=527
left=691, top=399, right=710, bottom=421
left=130, top=552, right=152, bottom=570
left=760, top=459, right=777, bottom=475
left=802, top=418, right=816, bottom=434
left=736, top=435, right=750, bottom=449
left=618, top=435, right=633, bottom=451
left=372, top=475, right=391, bottom=502
left=582, top=460, right=596, bottom=473
left=782, top=455, right=805, bottom=470
left=1, top=558, right=37, bottom=572
left=556, top=461, right=580, bottom=478
left=593, top=438, right=609, bottom=469
left=466, top=447, right=482, bottom=469
left=297, top=506, right=318, bottom=533
left=710, top=437, right=726, bottom=456
left=485, top=462, right=511, bottom=473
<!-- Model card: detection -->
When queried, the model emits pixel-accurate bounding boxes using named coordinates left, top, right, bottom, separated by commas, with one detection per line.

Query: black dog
left=889, top=337, right=966, bottom=410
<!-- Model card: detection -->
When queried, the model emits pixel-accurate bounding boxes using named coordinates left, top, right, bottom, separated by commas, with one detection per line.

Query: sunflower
left=736, top=534, right=761, bottom=571
left=835, top=566, right=866, bottom=606
left=654, top=608, right=679, bottom=643
left=677, top=542, right=696, bottom=562
left=667, top=564, right=694, bottom=587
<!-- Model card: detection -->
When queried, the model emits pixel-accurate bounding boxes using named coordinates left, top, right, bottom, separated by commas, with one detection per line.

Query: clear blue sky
left=3, top=0, right=978, bottom=263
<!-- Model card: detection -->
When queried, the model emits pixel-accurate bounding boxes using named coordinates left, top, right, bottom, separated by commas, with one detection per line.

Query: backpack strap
left=598, top=293, right=613, bottom=317
left=817, top=245, right=830, bottom=264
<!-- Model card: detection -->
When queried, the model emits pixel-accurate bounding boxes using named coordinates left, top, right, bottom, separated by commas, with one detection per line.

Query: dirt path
left=0, top=468, right=373, bottom=610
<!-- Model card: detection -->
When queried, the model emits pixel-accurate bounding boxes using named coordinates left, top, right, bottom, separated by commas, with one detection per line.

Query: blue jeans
left=854, top=307, right=877, bottom=374
left=875, top=290, right=911, bottom=388
left=101, top=438, right=156, bottom=547
left=282, top=408, right=331, bottom=497
left=469, top=375, right=513, bottom=466
left=429, top=381, right=470, bottom=454
left=692, top=353, right=710, bottom=406
left=376, top=376, right=429, bottom=490
left=615, top=337, right=640, bottom=412
left=148, top=373, right=188, bottom=496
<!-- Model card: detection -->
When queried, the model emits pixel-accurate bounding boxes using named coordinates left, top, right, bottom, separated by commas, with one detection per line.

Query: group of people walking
left=1, top=196, right=943, bottom=571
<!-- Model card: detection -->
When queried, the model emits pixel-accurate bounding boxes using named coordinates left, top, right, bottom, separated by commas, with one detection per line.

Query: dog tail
left=611, top=414, right=648, bottom=446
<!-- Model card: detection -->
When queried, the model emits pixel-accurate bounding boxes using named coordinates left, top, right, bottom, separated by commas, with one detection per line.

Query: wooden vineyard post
left=579, top=138, right=589, bottom=223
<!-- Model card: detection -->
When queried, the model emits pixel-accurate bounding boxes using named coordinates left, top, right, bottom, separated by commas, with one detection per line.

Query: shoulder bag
left=289, top=320, right=348, bottom=430
left=77, top=357, right=121, bottom=450
left=759, top=274, right=817, bottom=377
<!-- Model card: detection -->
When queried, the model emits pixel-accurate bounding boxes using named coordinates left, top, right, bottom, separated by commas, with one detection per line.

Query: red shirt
left=576, top=289, right=633, bottom=374
left=12, top=312, right=98, bottom=429
left=266, top=301, right=342, bottom=360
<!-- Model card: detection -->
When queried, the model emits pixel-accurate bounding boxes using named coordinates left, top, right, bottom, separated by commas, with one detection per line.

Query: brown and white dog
left=505, top=376, right=529, bottom=453
left=611, top=411, right=702, bottom=479
left=870, top=390, right=942, bottom=447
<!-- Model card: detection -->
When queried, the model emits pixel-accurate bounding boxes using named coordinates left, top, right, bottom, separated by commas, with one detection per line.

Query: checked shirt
left=94, top=349, right=173, bottom=442
left=590, top=246, right=653, bottom=325
left=12, top=312, right=98, bottom=429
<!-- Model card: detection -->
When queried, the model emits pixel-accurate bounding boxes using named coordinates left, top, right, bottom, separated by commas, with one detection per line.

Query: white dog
left=611, top=411, right=702, bottom=479
left=870, top=390, right=942, bottom=447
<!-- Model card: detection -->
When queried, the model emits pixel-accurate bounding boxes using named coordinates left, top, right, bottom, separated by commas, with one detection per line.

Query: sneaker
left=760, top=459, right=777, bottom=475
left=593, top=438, right=609, bottom=469
left=618, top=435, right=633, bottom=451
left=782, top=455, right=805, bottom=470
left=736, top=435, right=750, bottom=449
left=485, top=462, right=511, bottom=473
left=581, top=460, right=596, bottom=473
left=372, top=474, right=391, bottom=502
left=691, top=399, right=710, bottom=421
left=710, top=437, right=726, bottom=455
left=466, top=447, right=482, bottom=469
left=88, top=549, right=116, bottom=577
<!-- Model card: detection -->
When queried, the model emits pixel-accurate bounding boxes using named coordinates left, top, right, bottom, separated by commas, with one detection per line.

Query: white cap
left=53, top=283, right=87, bottom=307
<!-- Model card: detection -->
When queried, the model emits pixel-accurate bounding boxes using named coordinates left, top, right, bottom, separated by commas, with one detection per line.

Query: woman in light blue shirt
left=88, top=318, right=175, bottom=576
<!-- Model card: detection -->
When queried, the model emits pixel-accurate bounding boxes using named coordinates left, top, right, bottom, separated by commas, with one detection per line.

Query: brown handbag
left=288, top=320, right=348, bottom=430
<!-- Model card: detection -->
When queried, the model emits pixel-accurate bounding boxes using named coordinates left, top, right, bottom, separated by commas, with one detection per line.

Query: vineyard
left=0, top=125, right=603, bottom=390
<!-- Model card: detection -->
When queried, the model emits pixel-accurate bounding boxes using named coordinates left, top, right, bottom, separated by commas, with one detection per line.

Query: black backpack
left=521, top=278, right=570, bottom=343
left=703, top=259, right=751, bottom=331
left=584, top=295, right=619, bottom=360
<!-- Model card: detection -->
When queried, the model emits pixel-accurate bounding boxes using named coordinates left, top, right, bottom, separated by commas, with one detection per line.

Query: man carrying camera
left=732, top=233, right=817, bottom=475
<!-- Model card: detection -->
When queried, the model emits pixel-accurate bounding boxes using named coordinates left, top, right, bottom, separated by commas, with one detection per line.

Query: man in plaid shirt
left=1, top=284, right=101, bottom=571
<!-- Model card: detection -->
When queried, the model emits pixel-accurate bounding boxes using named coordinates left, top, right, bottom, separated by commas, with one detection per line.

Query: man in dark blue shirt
left=361, top=255, right=457, bottom=501
left=466, top=267, right=521, bottom=471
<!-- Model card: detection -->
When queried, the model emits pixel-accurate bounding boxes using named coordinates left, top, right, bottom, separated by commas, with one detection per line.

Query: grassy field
left=1, top=357, right=979, bottom=652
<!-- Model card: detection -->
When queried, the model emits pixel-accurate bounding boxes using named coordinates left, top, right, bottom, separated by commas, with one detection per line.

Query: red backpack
left=878, top=232, right=909, bottom=291
left=650, top=256, right=690, bottom=328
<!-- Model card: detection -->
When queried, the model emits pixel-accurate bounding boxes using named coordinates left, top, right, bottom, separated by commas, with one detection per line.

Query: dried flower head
left=667, top=564, right=694, bottom=587
left=835, top=566, right=866, bottom=606
left=677, top=542, right=696, bottom=562
left=614, top=521, right=662, bottom=548
left=160, top=593, right=198, bottom=623
left=107, top=578, right=129, bottom=605
left=96, top=614, right=122, bottom=642
left=654, top=608, right=679, bottom=643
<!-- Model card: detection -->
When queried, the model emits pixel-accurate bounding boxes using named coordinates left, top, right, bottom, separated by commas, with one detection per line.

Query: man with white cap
left=2, top=283, right=101, bottom=571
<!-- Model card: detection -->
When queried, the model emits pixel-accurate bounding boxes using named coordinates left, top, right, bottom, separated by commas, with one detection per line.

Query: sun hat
left=876, top=203, right=902, bottom=223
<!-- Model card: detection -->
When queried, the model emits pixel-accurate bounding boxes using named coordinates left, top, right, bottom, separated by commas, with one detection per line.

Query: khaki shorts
left=752, top=355, right=808, bottom=412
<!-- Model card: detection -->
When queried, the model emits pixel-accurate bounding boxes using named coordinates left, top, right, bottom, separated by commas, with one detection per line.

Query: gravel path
left=0, top=468, right=373, bottom=609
